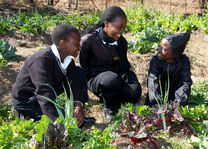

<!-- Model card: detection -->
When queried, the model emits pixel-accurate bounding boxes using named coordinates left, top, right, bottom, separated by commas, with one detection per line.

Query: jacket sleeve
left=174, top=56, right=192, bottom=106
left=28, top=56, right=59, bottom=121
left=120, top=37, right=131, bottom=74
left=68, top=66, right=88, bottom=104
left=147, top=56, right=161, bottom=105
left=79, top=35, right=92, bottom=80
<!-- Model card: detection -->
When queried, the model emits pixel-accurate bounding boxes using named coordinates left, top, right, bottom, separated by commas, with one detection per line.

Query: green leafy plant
left=0, top=102, right=14, bottom=125
left=33, top=79, right=85, bottom=148
left=34, top=115, right=53, bottom=143
left=0, top=58, right=8, bottom=68
left=83, top=126, right=117, bottom=149
left=115, top=102, right=197, bottom=148
left=191, top=120, right=208, bottom=149
left=0, top=119, right=35, bottom=149
left=1, top=5, right=208, bottom=37
left=179, top=105, right=208, bottom=135
left=36, top=79, right=75, bottom=123
left=129, top=27, right=169, bottom=54
left=113, top=103, right=153, bottom=124
left=19, top=11, right=48, bottom=35
left=188, top=81, right=208, bottom=106
left=0, top=39, right=16, bottom=59
left=191, top=135, right=208, bottom=149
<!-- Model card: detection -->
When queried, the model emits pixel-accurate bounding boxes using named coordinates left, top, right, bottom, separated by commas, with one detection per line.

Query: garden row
left=0, top=81, right=208, bottom=148
left=1, top=5, right=208, bottom=53
left=1, top=5, right=208, bottom=66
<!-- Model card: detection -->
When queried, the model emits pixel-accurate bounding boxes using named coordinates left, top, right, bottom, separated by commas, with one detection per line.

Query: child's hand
left=73, top=102, right=84, bottom=127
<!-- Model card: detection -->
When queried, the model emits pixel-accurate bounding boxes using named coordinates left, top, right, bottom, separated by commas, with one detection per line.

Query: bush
left=128, top=27, right=170, bottom=53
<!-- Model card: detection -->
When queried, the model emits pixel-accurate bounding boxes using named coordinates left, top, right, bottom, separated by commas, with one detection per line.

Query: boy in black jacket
left=146, top=32, right=192, bottom=106
left=12, top=24, right=88, bottom=126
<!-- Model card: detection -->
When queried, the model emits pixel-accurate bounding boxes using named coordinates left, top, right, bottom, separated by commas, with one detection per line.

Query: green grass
left=0, top=102, right=14, bottom=125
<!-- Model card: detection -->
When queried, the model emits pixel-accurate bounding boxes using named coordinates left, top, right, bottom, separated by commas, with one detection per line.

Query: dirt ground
left=0, top=1, right=208, bottom=147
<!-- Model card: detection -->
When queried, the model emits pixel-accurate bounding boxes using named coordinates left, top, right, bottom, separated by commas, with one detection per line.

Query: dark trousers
left=13, top=66, right=88, bottom=121
left=87, top=71, right=142, bottom=111
left=13, top=96, right=42, bottom=121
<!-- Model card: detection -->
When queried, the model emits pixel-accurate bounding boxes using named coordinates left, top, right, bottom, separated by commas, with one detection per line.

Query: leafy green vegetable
left=0, top=119, right=35, bottom=148
left=188, top=81, right=208, bottom=106
left=35, top=115, right=53, bottom=143
left=83, top=126, right=116, bottom=149
left=0, top=102, right=14, bottom=125
left=191, top=135, right=208, bottom=149
left=113, top=103, right=153, bottom=123
left=179, top=105, right=208, bottom=135
left=129, top=27, right=169, bottom=53
left=0, top=58, right=8, bottom=67
left=0, top=40, right=16, bottom=59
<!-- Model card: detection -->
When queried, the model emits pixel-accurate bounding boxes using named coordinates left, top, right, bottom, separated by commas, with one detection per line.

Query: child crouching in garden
left=146, top=32, right=192, bottom=107
left=12, top=24, right=88, bottom=126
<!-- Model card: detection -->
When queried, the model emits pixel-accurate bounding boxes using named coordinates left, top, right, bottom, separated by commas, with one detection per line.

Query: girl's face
left=60, top=32, right=81, bottom=59
left=104, top=16, right=127, bottom=41
left=158, top=38, right=175, bottom=63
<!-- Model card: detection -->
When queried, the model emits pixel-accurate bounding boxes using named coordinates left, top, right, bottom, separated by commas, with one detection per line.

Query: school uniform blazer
left=147, top=54, right=192, bottom=106
left=79, top=32, right=131, bottom=80
left=12, top=47, right=87, bottom=121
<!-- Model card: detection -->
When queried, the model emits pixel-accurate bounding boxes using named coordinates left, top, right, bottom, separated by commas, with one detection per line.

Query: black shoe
left=104, top=108, right=115, bottom=122
left=83, top=117, right=96, bottom=126
left=12, top=108, right=30, bottom=120
left=99, top=97, right=104, bottom=107
left=80, top=117, right=96, bottom=128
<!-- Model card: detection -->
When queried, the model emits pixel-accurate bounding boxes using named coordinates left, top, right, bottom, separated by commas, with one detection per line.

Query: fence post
left=48, top=0, right=53, bottom=5
left=75, top=0, right=78, bottom=9
left=68, top=0, right=71, bottom=7
left=105, top=0, right=108, bottom=8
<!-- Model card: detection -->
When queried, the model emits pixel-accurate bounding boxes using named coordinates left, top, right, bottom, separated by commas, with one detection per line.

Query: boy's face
left=62, top=32, right=81, bottom=58
left=158, top=38, right=175, bottom=63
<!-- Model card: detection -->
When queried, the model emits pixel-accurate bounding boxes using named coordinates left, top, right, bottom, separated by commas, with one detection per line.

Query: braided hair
left=87, top=6, right=127, bottom=34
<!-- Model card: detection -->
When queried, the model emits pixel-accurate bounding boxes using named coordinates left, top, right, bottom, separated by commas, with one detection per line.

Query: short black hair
left=87, top=6, right=126, bottom=33
left=51, top=24, right=79, bottom=46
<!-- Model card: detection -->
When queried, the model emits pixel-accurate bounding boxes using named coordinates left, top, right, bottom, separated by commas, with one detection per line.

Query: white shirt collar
left=102, top=40, right=118, bottom=46
left=51, top=44, right=73, bottom=70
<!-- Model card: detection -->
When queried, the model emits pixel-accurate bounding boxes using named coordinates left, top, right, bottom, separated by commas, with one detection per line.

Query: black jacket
left=12, top=47, right=87, bottom=121
left=147, top=54, right=192, bottom=106
left=79, top=31, right=131, bottom=80
left=147, top=32, right=192, bottom=106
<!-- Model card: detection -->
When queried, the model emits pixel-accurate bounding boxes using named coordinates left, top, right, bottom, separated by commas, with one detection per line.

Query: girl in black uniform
left=79, top=6, right=142, bottom=121
left=146, top=32, right=192, bottom=107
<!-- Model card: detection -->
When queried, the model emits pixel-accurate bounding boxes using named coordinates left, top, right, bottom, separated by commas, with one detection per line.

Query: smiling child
left=146, top=32, right=192, bottom=106
left=12, top=24, right=88, bottom=126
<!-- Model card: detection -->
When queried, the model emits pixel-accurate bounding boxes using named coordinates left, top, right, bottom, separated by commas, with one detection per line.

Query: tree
left=75, top=0, right=78, bottom=9
left=68, top=0, right=72, bottom=7
left=48, top=0, right=53, bottom=5
left=105, top=0, right=108, bottom=8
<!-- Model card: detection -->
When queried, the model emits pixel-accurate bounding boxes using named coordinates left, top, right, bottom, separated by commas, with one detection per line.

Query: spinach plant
left=0, top=119, right=35, bottom=149
left=0, top=40, right=16, bottom=59
left=129, top=27, right=169, bottom=54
